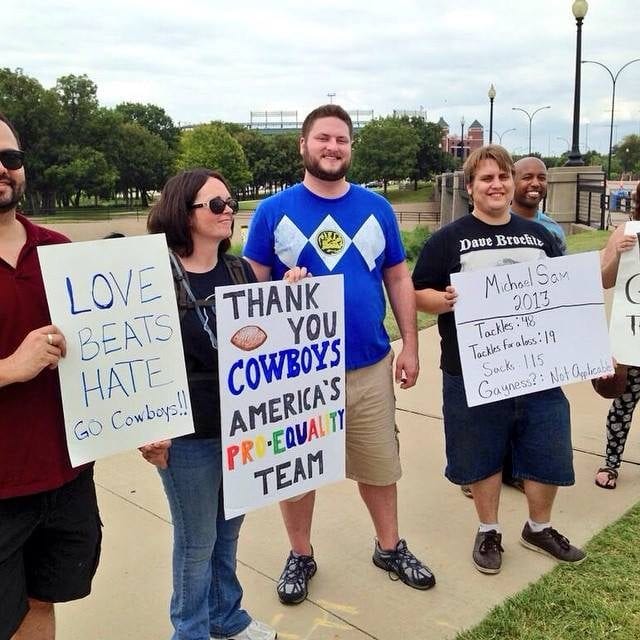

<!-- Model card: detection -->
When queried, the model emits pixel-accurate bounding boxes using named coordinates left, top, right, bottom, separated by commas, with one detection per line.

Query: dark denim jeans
left=442, top=372, right=574, bottom=486
left=159, top=438, right=250, bottom=640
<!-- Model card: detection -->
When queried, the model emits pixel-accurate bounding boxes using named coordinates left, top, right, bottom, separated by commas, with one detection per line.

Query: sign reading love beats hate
left=38, top=235, right=194, bottom=466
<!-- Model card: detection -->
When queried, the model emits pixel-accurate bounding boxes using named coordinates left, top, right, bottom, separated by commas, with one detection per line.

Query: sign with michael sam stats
left=216, top=275, right=345, bottom=519
left=451, top=252, right=612, bottom=407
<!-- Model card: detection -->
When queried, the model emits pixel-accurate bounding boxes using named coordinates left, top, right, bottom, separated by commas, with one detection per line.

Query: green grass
left=382, top=183, right=434, bottom=204
left=455, top=502, right=640, bottom=640
left=566, top=229, right=611, bottom=254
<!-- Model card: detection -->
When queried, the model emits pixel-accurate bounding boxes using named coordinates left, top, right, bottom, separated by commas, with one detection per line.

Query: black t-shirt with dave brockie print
left=412, top=213, right=561, bottom=375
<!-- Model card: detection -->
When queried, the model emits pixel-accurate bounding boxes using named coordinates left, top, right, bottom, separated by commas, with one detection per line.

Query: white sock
left=478, top=522, right=501, bottom=533
left=528, top=519, right=551, bottom=533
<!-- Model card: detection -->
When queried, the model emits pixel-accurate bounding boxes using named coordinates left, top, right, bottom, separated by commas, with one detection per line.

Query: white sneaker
left=219, top=619, right=277, bottom=640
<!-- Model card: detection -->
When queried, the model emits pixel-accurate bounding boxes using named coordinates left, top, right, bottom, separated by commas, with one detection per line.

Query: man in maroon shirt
left=0, top=112, right=101, bottom=640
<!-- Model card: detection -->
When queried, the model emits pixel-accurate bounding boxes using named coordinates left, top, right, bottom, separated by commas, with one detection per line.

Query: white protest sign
left=451, top=252, right=612, bottom=407
left=610, top=221, right=640, bottom=365
left=216, top=275, right=345, bottom=518
left=38, top=234, right=194, bottom=466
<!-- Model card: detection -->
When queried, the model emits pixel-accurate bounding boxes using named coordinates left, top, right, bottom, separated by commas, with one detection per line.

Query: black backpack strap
left=169, top=250, right=217, bottom=349
left=222, top=254, right=249, bottom=285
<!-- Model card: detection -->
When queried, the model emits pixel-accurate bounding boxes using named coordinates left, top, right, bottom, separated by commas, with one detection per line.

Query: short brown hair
left=301, top=104, right=353, bottom=139
left=147, top=168, right=233, bottom=257
left=463, top=144, right=514, bottom=184
left=0, top=111, right=21, bottom=149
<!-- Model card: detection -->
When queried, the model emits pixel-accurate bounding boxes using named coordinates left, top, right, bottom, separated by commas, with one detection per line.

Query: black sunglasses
left=0, top=149, right=25, bottom=170
left=192, top=196, right=239, bottom=214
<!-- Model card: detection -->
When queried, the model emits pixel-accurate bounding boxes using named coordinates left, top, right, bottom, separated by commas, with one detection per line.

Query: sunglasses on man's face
left=0, top=149, right=25, bottom=171
left=192, top=196, right=239, bottom=215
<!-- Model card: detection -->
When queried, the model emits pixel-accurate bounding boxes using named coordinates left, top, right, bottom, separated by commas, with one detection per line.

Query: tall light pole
left=460, top=116, right=465, bottom=160
left=488, top=84, right=496, bottom=143
left=512, top=106, right=551, bottom=154
left=557, top=137, right=571, bottom=152
left=565, top=0, right=588, bottom=166
left=582, top=58, right=640, bottom=178
left=327, top=92, right=336, bottom=104
left=496, top=128, right=516, bottom=145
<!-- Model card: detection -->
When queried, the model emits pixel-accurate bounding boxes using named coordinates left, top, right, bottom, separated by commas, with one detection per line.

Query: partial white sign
left=451, top=252, right=612, bottom=406
left=610, top=221, right=640, bottom=365
left=216, top=275, right=346, bottom=519
left=38, top=235, right=194, bottom=466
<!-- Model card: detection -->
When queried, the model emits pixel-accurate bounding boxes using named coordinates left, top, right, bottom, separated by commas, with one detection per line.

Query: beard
left=0, top=177, right=25, bottom=213
left=303, top=149, right=350, bottom=182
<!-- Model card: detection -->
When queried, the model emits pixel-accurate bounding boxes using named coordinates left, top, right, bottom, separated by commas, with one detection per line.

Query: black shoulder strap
left=169, top=250, right=189, bottom=317
left=222, top=254, right=249, bottom=285
left=169, top=250, right=218, bottom=349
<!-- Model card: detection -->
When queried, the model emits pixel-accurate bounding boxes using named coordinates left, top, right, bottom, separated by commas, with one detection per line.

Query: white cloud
left=6, top=0, right=640, bottom=154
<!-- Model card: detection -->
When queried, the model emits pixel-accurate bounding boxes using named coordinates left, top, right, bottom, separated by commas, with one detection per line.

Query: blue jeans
left=442, top=372, right=574, bottom=486
left=159, top=438, right=250, bottom=640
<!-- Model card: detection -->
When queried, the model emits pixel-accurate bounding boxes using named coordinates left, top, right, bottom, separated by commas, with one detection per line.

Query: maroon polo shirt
left=0, top=214, right=84, bottom=499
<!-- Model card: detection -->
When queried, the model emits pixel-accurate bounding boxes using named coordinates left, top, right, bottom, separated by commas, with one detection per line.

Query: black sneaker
left=472, top=529, right=503, bottom=574
left=520, top=523, right=586, bottom=564
left=372, top=539, right=436, bottom=590
left=276, top=550, right=317, bottom=604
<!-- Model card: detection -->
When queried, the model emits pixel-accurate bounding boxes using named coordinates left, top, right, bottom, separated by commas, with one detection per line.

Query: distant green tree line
left=1, top=68, right=457, bottom=212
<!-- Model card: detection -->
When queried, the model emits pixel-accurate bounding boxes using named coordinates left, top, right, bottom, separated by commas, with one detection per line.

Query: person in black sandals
left=595, top=183, right=640, bottom=490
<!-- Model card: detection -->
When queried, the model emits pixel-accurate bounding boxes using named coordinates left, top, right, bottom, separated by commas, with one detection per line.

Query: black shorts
left=0, top=468, right=102, bottom=640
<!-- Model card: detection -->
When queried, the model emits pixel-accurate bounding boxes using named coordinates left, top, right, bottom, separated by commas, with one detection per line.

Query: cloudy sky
left=7, top=0, right=640, bottom=156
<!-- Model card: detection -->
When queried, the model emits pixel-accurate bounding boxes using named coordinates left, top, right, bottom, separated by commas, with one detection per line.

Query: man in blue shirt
left=244, top=104, right=434, bottom=604
left=512, top=156, right=566, bottom=254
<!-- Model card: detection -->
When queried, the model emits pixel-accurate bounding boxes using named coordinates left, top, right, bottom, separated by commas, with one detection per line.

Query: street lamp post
left=460, top=117, right=465, bottom=160
left=566, top=0, right=588, bottom=166
left=488, top=84, right=496, bottom=144
left=327, top=92, right=336, bottom=104
left=582, top=58, right=640, bottom=178
left=511, top=106, right=551, bottom=154
left=496, top=128, right=516, bottom=145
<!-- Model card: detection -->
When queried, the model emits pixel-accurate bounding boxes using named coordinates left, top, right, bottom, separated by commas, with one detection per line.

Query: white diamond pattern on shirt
left=310, top=215, right=352, bottom=271
left=352, top=215, right=385, bottom=271
left=274, top=215, right=309, bottom=268
left=274, top=213, right=386, bottom=273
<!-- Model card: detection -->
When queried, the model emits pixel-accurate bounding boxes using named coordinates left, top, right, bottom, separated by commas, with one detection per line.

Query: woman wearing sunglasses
left=143, top=169, right=276, bottom=640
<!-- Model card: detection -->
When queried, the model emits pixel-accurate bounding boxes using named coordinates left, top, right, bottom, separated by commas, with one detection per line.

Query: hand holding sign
left=3, top=325, right=66, bottom=383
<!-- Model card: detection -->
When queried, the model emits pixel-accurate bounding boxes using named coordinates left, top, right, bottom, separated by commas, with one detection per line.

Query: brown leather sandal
left=595, top=467, right=618, bottom=490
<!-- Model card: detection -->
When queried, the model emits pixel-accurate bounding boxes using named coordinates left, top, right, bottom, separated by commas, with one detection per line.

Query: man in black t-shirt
left=412, top=145, right=586, bottom=575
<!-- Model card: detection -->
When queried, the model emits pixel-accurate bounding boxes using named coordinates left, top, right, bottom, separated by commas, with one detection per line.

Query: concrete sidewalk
left=57, top=325, right=640, bottom=640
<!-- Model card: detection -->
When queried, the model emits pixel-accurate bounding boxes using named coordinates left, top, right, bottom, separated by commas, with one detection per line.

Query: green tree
left=615, top=135, right=640, bottom=176
left=45, top=147, right=117, bottom=207
left=271, top=133, right=302, bottom=191
left=234, top=129, right=277, bottom=197
left=407, top=117, right=451, bottom=188
left=115, top=102, right=180, bottom=150
left=112, top=122, right=173, bottom=207
left=55, top=74, right=100, bottom=148
left=351, top=117, right=419, bottom=193
left=0, top=68, right=63, bottom=211
left=177, top=123, right=251, bottom=190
